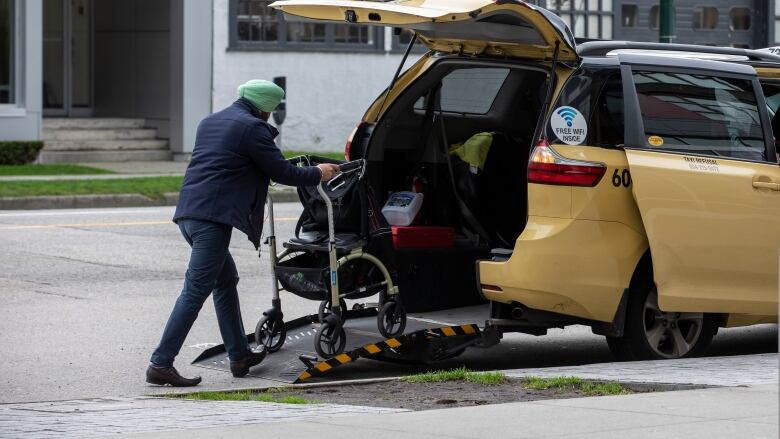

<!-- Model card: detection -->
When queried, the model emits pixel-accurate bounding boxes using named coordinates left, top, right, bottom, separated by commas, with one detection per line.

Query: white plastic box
left=381, top=191, right=424, bottom=226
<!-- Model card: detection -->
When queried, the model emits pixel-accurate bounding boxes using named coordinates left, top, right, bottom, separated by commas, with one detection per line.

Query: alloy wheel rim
left=642, top=288, right=704, bottom=358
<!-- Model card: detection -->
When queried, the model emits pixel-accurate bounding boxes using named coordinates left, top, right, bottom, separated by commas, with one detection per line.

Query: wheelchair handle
left=339, top=159, right=365, bottom=173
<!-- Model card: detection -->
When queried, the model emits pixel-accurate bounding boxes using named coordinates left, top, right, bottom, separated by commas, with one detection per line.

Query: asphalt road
left=0, top=205, right=776, bottom=403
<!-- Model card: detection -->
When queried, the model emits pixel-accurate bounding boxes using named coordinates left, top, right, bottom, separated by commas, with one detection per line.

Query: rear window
left=415, top=68, right=510, bottom=114
left=545, top=66, right=624, bottom=148
left=632, top=71, right=767, bottom=162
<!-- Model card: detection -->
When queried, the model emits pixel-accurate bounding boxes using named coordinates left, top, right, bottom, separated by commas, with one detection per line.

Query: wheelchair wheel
left=254, top=314, right=286, bottom=353
left=318, top=297, right=348, bottom=323
left=378, top=300, right=406, bottom=338
left=314, top=317, right=346, bottom=358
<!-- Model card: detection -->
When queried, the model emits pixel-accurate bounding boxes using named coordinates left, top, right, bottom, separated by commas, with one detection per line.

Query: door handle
left=752, top=180, right=780, bottom=191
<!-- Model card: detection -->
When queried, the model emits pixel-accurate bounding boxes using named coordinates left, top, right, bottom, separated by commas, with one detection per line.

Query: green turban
left=237, top=79, right=284, bottom=112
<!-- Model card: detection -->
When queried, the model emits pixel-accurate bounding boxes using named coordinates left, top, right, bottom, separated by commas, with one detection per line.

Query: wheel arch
left=593, top=249, right=652, bottom=337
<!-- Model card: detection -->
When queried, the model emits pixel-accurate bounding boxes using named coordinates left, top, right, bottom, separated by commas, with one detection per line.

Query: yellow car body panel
left=482, top=144, right=649, bottom=323
left=624, top=149, right=780, bottom=315
left=269, top=0, right=578, bottom=61
left=480, top=215, right=647, bottom=322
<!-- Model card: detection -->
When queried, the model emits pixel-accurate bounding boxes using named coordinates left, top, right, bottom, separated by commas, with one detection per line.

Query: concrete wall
left=0, top=0, right=42, bottom=141
left=93, top=0, right=171, bottom=137
left=212, top=0, right=423, bottom=152
left=169, top=0, right=213, bottom=156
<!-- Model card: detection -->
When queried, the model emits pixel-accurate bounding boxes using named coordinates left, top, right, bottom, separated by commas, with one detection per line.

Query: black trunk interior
left=366, top=59, right=548, bottom=312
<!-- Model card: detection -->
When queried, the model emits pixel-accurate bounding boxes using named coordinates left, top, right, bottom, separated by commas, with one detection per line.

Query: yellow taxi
left=270, top=0, right=780, bottom=360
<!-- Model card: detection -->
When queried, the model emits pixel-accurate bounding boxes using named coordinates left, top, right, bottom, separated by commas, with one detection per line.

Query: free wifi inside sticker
left=550, top=106, right=588, bottom=145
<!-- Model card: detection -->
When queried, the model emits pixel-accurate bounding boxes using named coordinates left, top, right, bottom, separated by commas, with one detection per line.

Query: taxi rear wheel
left=607, top=273, right=717, bottom=361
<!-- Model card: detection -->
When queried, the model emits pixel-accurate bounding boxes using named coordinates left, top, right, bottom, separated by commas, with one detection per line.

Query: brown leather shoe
left=146, top=364, right=202, bottom=387
left=230, top=346, right=267, bottom=378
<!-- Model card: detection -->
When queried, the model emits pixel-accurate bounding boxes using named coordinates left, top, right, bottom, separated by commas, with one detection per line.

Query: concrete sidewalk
left=3, top=354, right=776, bottom=439
left=111, top=384, right=778, bottom=439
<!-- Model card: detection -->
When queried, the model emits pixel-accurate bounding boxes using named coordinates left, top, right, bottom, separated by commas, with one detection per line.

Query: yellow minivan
left=271, top=0, right=780, bottom=360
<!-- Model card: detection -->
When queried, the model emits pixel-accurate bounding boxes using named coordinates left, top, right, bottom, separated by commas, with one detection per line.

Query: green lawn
left=282, top=150, right=345, bottom=161
left=174, top=390, right=312, bottom=404
left=0, top=176, right=183, bottom=199
left=521, top=376, right=630, bottom=396
left=0, top=164, right=114, bottom=176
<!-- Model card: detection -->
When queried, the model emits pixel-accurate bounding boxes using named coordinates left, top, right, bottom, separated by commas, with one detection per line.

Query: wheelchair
left=254, top=156, right=406, bottom=358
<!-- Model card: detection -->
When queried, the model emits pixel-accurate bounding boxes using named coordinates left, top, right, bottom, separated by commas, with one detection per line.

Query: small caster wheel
left=255, top=314, right=286, bottom=353
left=318, top=297, right=347, bottom=323
left=314, top=316, right=346, bottom=359
left=378, top=300, right=406, bottom=338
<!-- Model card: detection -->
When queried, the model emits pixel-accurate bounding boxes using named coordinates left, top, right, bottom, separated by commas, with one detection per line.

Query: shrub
left=0, top=141, right=44, bottom=165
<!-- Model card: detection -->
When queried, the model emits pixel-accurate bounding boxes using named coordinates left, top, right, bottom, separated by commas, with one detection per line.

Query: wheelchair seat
left=283, top=230, right=366, bottom=253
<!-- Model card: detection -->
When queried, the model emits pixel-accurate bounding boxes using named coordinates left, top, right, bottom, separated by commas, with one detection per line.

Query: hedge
left=0, top=141, right=45, bottom=165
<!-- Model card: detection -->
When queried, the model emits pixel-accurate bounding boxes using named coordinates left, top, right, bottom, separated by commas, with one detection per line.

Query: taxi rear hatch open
left=269, top=0, right=578, bottom=61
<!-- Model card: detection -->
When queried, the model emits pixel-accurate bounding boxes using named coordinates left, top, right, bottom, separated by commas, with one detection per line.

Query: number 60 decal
left=612, top=169, right=631, bottom=187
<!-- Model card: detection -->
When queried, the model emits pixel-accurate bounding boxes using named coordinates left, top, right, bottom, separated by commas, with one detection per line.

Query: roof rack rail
left=578, top=40, right=780, bottom=63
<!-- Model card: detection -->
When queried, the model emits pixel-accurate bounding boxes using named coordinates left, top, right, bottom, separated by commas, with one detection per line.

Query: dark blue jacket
left=174, top=98, right=321, bottom=248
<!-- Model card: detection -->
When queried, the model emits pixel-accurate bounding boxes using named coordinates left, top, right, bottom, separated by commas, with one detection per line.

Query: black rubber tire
left=317, top=297, right=348, bottom=323
left=314, top=319, right=347, bottom=358
left=254, top=314, right=286, bottom=353
left=607, top=269, right=717, bottom=361
left=377, top=300, right=407, bottom=338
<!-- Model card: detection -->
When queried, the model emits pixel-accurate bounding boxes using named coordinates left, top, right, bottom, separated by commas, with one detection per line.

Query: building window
left=546, top=0, right=613, bottom=40
left=649, top=5, right=658, bottom=30
left=230, top=0, right=382, bottom=50
left=0, top=0, right=12, bottom=104
left=621, top=4, right=638, bottom=27
left=729, top=7, right=750, bottom=31
left=692, top=6, right=718, bottom=30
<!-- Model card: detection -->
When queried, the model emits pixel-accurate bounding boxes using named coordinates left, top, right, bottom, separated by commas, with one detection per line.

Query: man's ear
left=260, top=111, right=272, bottom=121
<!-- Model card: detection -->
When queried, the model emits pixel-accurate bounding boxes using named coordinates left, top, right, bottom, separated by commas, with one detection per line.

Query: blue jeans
left=150, top=219, right=251, bottom=367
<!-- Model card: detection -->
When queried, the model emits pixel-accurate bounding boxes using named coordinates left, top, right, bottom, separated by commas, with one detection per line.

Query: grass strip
left=0, top=164, right=114, bottom=176
left=174, top=390, right=312, bottom=404
left=521, top=376, right=630, bottom=396
left=0, top=176, right=183, bottom=199
left=401, top=366, right=506, bottom=385
left=282, top=150, right=345, bottom=161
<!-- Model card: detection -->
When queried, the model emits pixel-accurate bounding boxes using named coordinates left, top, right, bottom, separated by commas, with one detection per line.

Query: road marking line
left=0, top=217, right=300, bottom=231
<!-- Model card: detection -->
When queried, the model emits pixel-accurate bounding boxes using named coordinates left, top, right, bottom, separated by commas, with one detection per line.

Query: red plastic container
left=391, top=226, right=454, bottom=249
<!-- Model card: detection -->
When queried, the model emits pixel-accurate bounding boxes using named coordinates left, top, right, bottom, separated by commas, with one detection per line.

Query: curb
left=0, top=188, right=300, bottom=210
left=146, top=376, right=404, bottom=398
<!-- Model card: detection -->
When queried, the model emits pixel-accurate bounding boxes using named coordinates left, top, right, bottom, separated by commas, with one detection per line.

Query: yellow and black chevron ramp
left=425, top=324, right=479, bottom=338
left=295, top=324, right=481, bottom=382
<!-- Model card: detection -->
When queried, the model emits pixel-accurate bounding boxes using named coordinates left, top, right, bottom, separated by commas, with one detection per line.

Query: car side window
left=414, top=68, right=510, bottom=115
left=591, top=74, right=625, bottom=148
left=632, top=71, right=767, bottom=162
left=545, top=66, right=625, bottom=149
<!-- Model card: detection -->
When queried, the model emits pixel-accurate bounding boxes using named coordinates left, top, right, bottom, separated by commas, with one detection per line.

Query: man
left=146, top=79, right=340, bottom=386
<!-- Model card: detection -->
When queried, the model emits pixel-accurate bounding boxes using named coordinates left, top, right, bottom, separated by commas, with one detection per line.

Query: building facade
left=2, top=0, right=780, bottom=158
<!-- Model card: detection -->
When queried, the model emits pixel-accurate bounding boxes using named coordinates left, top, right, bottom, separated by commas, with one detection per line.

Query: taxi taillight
left=344, top=123, right=363, bottom=161
left=527, top=140, right=606, bottom=187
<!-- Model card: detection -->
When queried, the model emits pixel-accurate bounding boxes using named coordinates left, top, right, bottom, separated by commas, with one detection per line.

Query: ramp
left=192, top=305, right=488, bottom=383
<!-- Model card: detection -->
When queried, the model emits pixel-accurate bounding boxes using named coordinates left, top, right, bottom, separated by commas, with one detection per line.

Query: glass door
left=43, top=0, right=92, bottom=116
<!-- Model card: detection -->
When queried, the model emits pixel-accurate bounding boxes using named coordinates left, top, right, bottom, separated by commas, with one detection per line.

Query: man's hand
left=317, top=163, right=340, bottom=181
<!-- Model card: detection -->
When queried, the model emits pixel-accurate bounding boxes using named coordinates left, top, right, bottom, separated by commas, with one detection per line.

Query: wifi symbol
left=557, top=108, right=578, bottom=127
